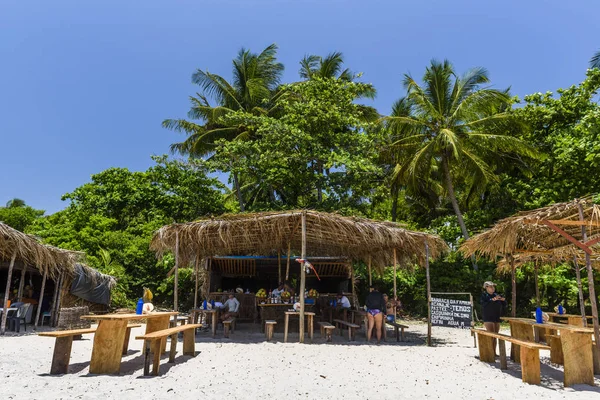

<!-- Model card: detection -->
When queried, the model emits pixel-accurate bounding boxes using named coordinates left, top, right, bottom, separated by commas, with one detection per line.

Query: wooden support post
left=577, top=204, right=600, bottom=358
left=573, top=256, right=587, bottom=327
left=534, top=261, right=540, bottom=308
left=520, top=347, right=541, bottom=385
left=174, top=231, right=179, bottom=312
left=50, top=273, right=61, bottom=327
left=393, top=248, right=398, bottom=303
left=17, top=265, right=27, bottom=300
left=299, top=212, right=307, bottom=343
left=52, top=273, right=64, bottom=328
left=285, top=242, right=291, bottom=281
left=368, top=256, right=372, bottom=286
left=425, top=242, right=432, bottom=347
left=1, top=252, right=17, bottom=335
left=34, top=265, right=48, bottom=329
left=278, top=250, right=282, bottom=284
left=510, top=254, right=516, bottom=317
left=193, top=257, right=199, bottom=311
left=206, top=257, right=212, bottom=294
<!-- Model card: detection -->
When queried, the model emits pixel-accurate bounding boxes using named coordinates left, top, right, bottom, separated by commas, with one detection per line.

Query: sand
left=0, top=322, right=598, bottom=400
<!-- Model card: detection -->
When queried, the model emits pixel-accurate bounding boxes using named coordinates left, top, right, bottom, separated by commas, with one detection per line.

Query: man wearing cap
left=480, top=281, right=506, bottom=354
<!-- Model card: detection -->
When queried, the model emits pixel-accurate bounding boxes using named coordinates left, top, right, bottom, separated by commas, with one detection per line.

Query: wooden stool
left=265, top=320, right=277, bottom=341
left=318, top=322, right=335, bottom=342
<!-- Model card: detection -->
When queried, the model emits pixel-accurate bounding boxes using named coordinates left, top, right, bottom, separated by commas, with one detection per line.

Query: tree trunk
left=316, top=161, right=323, bottom=203
left=391, top=182, right=399, bottom=222
left=441, top=156, right=477, bottom=270
left=232, top=171, right=245, bottom=212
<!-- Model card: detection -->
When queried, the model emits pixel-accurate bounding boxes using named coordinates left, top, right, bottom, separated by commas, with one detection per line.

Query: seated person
left=336, top=292, right=351, bottom=309
left=220, top=293, right=240, bottom=321
left=383, top=294, right=402, bottom=322
left=272, top=283, right=285, bottom=297
left=283, top=280, right=295, bottom=296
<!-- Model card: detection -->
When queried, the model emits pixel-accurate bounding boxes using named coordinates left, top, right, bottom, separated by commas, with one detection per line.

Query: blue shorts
left=386, top=315, right=395, bottom=323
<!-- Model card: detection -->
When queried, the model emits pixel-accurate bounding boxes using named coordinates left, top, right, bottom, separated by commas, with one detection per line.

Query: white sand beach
left=0, top=322, right=598, bottom=400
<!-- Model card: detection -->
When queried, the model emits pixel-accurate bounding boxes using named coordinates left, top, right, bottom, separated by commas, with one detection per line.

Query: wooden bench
left=318, top=321, right=335, bottom=342
left=39, top=324, right=141, bottom=374
left=333, top=319, right=360, bottom=341
left=472, top=329, right=550, bottom=385
left=136, top=324, right=201, bottom=376
left=265, top=320, right=277, bottom=341
left=223, top=319, right=235, bottom=338
left=386, top=320, right=408, bottom=342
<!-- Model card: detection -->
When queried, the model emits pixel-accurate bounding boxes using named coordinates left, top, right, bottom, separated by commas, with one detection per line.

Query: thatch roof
left=0, top=222, right=83, bottom=279
left=460, top=197, right=600, bottom=260
left=495, top=248, right=600, bottom=274
left=150, top=210, right=448, bottom=271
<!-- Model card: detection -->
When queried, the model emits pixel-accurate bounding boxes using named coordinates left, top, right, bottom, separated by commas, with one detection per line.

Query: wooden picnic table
left=257, top=304, right=301, bottom=333
left=545, top=312, right=593, bottom=327
left=502, top=317, right=595, bottom=387
left=284, top=311, right=315, bottom=343
left=81, top=311, right=178, bottom=374
left=189, top=309, right=219, bottom=338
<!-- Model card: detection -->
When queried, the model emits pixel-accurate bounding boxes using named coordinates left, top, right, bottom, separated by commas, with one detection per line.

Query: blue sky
left=1, top=0, right=598, bottom=214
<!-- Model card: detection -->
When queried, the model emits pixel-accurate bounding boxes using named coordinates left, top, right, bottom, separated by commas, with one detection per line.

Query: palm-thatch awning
left=460, top=197, right=600, bottom=259
left=0, top=222, right=83, bottom=278
left=150, top=210, right=448, bottom=271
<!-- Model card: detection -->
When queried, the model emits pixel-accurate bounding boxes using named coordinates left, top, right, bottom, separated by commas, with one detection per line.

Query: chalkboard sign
left=430, top=297, right=472, bottom=329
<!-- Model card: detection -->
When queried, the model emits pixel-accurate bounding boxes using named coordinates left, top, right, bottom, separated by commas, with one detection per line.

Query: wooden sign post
left=425, top=242, right=432, bottom=347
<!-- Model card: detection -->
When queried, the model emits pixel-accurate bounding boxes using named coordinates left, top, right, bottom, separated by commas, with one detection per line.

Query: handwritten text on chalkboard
left=430, top=297, right=472, bottom=329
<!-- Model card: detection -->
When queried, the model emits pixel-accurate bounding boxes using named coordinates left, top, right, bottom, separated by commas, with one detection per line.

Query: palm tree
left=591, top=50, right=600, bottom=69
left=5, top=198, right=26, bottom=208
left=163, top=44, right=284, bottom=211
left=382, top=60, right=538, bottom=268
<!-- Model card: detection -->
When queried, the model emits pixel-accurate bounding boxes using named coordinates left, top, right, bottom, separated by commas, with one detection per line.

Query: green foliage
left=0, top=199, right=44, bottom=231
left=29, top=156, right=225, bottom=308
left=210, top=77, right=380, bottom=212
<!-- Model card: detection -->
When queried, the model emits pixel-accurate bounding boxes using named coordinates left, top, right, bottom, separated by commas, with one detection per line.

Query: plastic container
left=136, top=298, right=144, bottom=315
left=203, top=300, right=207, bottom=310
left=558, top=304, right=564, bottom=315
left=305, top=299, right=315, bottom=305
left=535, top=307, right=543, bottom=323
left=210, top=299, right=215, bottom=308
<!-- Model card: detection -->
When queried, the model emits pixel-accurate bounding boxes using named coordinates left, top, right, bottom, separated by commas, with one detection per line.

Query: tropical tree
left=163, top=44, right=284, bottom=211
left=382, top=60, right=539, bottom=267
left=591, top=50, right=600, bottom=70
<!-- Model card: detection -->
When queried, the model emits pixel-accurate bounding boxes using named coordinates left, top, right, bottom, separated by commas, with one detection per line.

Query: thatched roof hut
left=0, top=222, right=83, bottom=278
left=150, top=210, right=448, bottom=271
left=460, top=197, right=600, bottom=259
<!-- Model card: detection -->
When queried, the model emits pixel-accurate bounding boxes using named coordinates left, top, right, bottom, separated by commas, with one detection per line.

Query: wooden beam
left=174, top=231, right=179, bottom=312
left=393, top=248, right=398, bottom=302
left=278, top=250, right=282, bottom=284
left=578, top=204, right=600, bottom=357
left=193, top=257, right=199, bottom=311
left=572, top=256, right=587, bottom=328
left=547, top=219, right=600, bottom=227
left=534, top=261, right=540, bottom=308
left=17, top=265, right=27, bottom=300
left=541, top=220, right=592, bottom=255
left=299, top=211, right=307, bottom=343
left=34, top=265, right=48, bottom=329
left=511, top=254, right=516, bottom=318
left=1, top=252, right=17, bottom=335
left=425, top=242, right=432, bottom=347
left=285, top=242, right=291, bottom=281
left=585, top=236, right=600, bottom=247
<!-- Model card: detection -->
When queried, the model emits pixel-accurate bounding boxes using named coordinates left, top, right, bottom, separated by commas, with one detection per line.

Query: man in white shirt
left=337, top=292, right=351, bottom=309
left=272, top=283, right=284, bottom=297
left=220, top=294, right=240, bottom=321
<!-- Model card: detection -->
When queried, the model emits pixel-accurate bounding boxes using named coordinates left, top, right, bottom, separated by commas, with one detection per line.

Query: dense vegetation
left=6, top=44, right=600, bottom=317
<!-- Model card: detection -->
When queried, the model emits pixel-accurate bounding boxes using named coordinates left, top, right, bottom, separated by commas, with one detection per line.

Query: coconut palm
left=591, top=50, right=600, bottom=70
left=382, top=60, right=538, bottom=268
left=163, top=44, right=284, bottom=211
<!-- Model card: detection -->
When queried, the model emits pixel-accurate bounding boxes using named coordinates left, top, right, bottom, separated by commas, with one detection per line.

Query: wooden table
left=190, top=309, right=219, bottom=338
left=284, top=311, right=315, bottom=343
left=81, top=311, right=178, bottom=374
left=503, top=317, right=595, bottom=387
left=545, top=312, right=593, bottom=327
left=257, top=304, right=295, bottom=333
